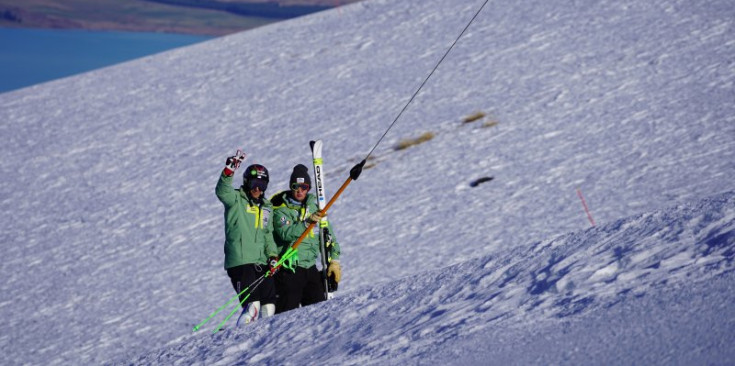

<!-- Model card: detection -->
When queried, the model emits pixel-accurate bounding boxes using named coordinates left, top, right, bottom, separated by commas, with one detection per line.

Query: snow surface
left=1, top=0, right=734, bottom=364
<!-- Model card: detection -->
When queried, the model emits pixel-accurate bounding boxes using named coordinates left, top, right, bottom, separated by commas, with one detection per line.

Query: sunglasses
left=248, top=179, right=268, bottom=191
left=291, top=183, right=310, bottom=191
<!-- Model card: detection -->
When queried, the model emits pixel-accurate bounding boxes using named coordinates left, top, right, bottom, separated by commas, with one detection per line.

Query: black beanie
left=290, top=164, right=311, bottom=187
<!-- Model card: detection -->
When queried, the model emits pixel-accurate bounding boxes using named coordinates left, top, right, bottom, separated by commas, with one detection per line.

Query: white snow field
left=0, top=0, right=733, bottom=364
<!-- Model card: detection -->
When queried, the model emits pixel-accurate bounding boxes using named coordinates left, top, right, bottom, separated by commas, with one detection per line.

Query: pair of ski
left=310, top=140, right=339, bottom=298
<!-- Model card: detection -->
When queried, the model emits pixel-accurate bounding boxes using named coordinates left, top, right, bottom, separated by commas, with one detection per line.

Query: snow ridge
left=125, top=191, right=735, bottom=365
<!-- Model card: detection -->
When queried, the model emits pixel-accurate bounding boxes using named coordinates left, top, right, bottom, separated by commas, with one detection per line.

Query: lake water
left=0, top=28, right=213, bottom=94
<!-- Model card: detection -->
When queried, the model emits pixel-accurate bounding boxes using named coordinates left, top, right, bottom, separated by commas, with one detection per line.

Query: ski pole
left=192, top=288, right=249, bottom=332
left=194, top=272, right=266, bottom=333
left=212, top=275, right=266, bottom=333
left=267, top=246, right=299, bottom=276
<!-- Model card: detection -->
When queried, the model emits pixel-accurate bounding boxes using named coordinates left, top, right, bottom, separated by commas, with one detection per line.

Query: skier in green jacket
left=216, top=152, right=279, bottom=324
left=271, top=164, right=342, bottom=313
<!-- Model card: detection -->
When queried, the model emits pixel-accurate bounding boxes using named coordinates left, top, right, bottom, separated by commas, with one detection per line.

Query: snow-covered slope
left=0, top=0, right=733, bottom=364
left=128, top=191, right=735, bottom=365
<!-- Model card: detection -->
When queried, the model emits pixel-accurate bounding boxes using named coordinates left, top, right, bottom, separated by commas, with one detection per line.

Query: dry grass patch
left=462, top=111, right=486, bottom=124
left=395, top=131, right=435, bottom=151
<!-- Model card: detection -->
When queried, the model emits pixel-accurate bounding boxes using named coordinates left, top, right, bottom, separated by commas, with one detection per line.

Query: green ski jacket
left=216, top=172, right=278, bottom=269
left=271, top=191, right=341, bottom=269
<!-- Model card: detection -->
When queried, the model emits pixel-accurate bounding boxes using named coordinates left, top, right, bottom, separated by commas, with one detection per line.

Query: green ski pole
left=211, top=274, right=268, bottom=333
left=193, top=288, right=249, bottom=332
left=194, top=272, right=267, bottom=333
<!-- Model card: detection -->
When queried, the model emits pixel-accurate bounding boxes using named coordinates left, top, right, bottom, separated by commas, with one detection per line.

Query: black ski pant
left=226, top=264, right=276, bottom=309
left=274, top=265, right=326, bottom=314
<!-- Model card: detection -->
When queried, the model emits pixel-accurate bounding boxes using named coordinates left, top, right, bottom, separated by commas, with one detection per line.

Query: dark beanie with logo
left=290, top=164, right=312, bottom=187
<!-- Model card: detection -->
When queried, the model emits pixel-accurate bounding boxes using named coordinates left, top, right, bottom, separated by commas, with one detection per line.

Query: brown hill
left=0, top=0, right=360, bottom=36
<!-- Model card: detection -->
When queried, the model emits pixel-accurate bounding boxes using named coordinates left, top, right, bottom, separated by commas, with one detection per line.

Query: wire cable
left=364, top=0, right=490, bottom=161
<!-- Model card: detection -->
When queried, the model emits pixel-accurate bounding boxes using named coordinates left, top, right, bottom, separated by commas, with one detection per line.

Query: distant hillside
left=0, top=0, right=360, bottom=35
left=143, top=0, right=328, bottom=18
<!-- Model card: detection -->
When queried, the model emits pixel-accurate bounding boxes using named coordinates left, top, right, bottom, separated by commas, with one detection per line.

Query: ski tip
left=310, top=140, right=323, bottom=154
